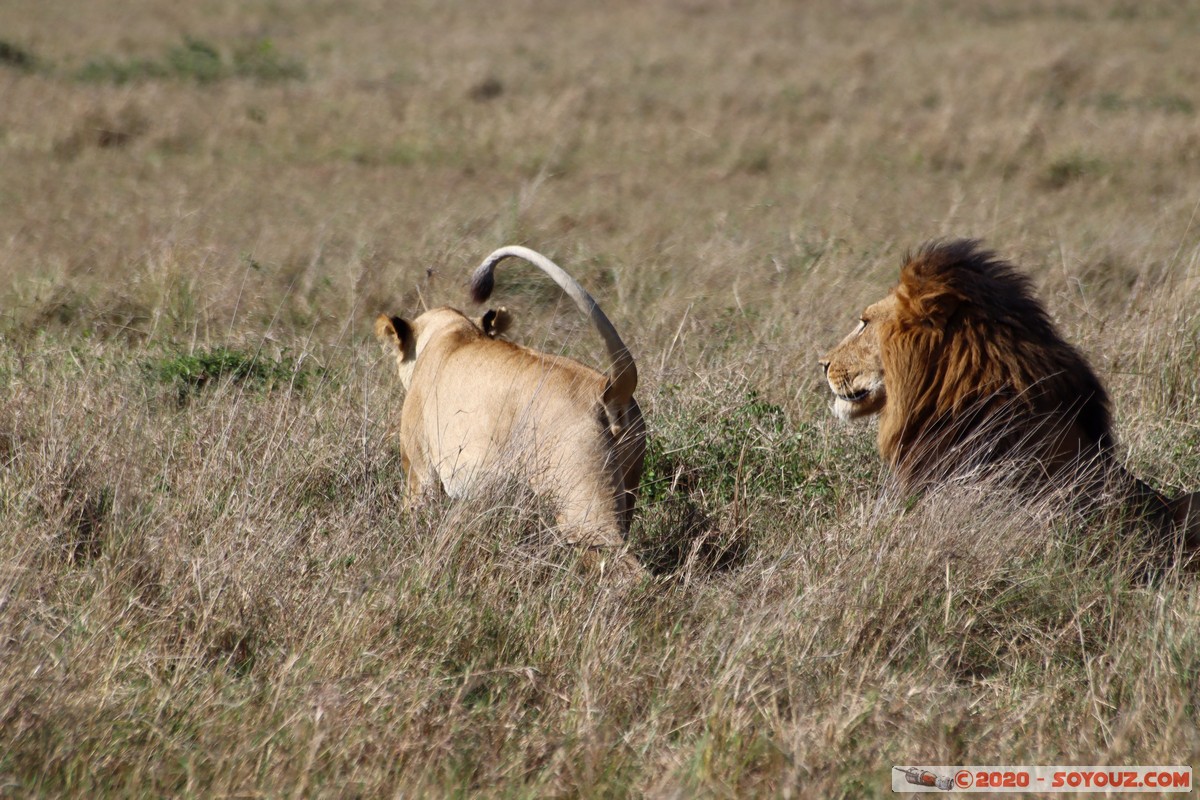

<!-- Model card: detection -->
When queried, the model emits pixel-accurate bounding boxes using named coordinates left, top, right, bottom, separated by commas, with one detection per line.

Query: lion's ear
left=897, top=275, right=964, bottom=329
left=480, top=307, right=513, bottom=338
left=917, top=290, right=961, bottom=328
left=374, top=314, right=415, bottom=359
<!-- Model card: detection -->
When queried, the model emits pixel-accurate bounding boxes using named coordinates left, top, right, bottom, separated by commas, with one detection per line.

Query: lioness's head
left=374, top=306, right=512, bottom=389
left=818, top=294, right=895, bottom=420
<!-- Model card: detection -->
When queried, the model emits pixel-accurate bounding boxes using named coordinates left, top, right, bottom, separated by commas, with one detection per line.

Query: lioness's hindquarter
left=403, top=336, right=635, bottom=534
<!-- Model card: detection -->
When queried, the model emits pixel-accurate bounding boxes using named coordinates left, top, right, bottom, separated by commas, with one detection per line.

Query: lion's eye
left=855, top=318, right=868, bottom=334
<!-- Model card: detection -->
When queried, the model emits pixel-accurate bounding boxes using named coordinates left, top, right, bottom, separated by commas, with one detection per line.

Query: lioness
left=375, top=246, right=645, bottom=579
left=819, top=239, right=1199, bottom=557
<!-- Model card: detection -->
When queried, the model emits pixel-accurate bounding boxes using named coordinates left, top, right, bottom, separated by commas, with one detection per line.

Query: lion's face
left=819, top=294, right=895, bottom=421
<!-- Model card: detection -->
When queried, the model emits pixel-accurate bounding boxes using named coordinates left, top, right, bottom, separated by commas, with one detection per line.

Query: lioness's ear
left=374, top=314, right=415, bottom=358
left=480, top=307, right=513, bottom=338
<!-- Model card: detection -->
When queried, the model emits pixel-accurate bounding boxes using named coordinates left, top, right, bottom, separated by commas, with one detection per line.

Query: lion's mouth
left=835, top=389, right=871, bottom=403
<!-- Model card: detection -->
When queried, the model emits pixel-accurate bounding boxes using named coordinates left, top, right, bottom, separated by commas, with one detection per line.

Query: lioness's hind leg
left=401, top=447, right=440, bottom=510
left=562, top=520, right=644, bottom=581
left=555, top=493, right=645, bottom=580
left=579, top=543, right=645, bottom=582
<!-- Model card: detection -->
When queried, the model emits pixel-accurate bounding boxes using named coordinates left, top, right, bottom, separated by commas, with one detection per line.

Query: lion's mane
left=877, top=239, right=1114, bottom=487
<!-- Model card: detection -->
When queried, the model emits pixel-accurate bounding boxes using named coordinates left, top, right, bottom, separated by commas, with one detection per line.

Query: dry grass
left=1, top=0, right=1199, bottom=795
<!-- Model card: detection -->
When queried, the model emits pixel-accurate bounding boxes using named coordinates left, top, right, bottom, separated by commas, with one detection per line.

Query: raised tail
left=470, top=245, right=638, bottom=406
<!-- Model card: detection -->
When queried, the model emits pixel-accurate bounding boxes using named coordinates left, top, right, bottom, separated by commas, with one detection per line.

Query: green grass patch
left=230, top=38, right=307, bottom=82
left=142, top=345, right=322, bottom=402
left=634, top=390, right=846, bottom=573
left=641, top=390, right=834, bottom=508
left=76, top=37, right=305, bottom=85
left=1091, top=91, right=1195, bottom=116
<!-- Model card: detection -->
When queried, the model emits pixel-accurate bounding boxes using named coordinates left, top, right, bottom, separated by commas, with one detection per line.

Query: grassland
left=1, top=0, right=1199, bottom=796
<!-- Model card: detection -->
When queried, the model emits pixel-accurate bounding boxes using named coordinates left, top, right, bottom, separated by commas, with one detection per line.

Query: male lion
left=375, top=245, right=645, bottom=579
left=819, top=239, right=1198, bottom=555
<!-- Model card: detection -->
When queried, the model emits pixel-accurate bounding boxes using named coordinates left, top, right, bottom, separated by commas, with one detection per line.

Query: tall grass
left=1, top=0, right=1198, bottom=795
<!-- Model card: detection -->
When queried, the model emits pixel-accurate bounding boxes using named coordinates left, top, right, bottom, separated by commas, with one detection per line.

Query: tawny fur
left=376, top=248, right=646, bottom=580
left=820, top=239, right=1199, bottom=556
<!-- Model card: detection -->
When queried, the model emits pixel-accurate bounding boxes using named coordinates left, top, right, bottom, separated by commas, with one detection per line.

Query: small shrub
left=54, top=105, right=150, bottom=158
left=0, top=39, right=38, bottom=72
left=468, top=76, right=504, bottom=101
left=232, top=38, right=306, bottom=82
left=143, top=346, right=322, bottom=403
left=1150, top=93, right=1195, bottom=115
left=75, top=56, right=169, bottom=85
left=166, top=38, right=224, bottom=84
left=1040, top=153, right=1106, bottom=189
left=734, top=145, right=773, bottom=175
left=1090, top=92, right=1194, bottom=116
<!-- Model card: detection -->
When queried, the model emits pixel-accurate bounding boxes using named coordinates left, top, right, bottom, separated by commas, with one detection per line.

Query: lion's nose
left=818, top=358, right=830, bottom=375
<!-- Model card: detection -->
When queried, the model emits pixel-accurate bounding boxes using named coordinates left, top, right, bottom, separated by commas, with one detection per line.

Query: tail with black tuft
left=470, top=245, right=638, bottom=407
